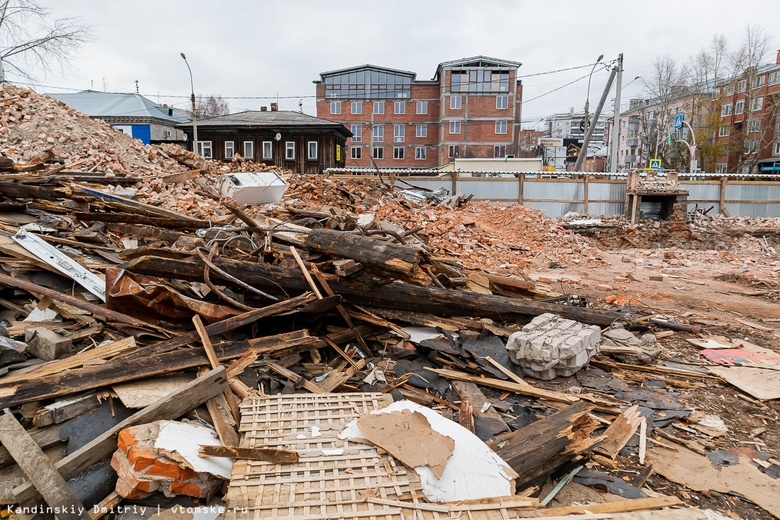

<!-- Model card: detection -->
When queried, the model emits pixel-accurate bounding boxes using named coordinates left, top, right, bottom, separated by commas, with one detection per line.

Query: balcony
left=626, top=155, right=637, bottom=162
left=627, top=138, right=639, bottom=147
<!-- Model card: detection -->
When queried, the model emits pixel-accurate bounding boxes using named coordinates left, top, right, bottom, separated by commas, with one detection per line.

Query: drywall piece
left=648, top=444, right=780, bottom=519
left=219, top=172, right=286, bottom=205
left=340, top=399, right=517, bottom=502
left=356, top=409, right=455, bottom=479
left=154, top=421, right=232, bottom=479
left=112, top=375, right=194, bottom=408
left=708, top=366, right=780, bottom=401
left=402, top=326, right=445, bottom=344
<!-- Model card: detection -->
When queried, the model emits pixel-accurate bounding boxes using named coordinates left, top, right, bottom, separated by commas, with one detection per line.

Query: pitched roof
left=316, top=64, right=417, bottom=82
left=182, top=110, right=352, bottom=137
left=434, top=55, right=522, bottom=80
left=50, top=91, right=189, bottom=124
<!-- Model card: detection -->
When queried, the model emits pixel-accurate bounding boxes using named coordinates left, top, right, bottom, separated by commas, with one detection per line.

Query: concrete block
left=506, top=313, right=601, bottom=380
left=24, top=327, right=73, bottom=361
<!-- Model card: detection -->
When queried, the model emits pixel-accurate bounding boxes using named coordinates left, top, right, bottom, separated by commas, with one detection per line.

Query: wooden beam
left=13, top=367, right=227, bottom=504
left=198, top=445, right=298, bottom=464
left=0, top=413, right=89, bottom=519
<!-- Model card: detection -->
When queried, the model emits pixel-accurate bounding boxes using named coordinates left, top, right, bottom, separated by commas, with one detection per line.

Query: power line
left=517, top=62, right=602, bottom=78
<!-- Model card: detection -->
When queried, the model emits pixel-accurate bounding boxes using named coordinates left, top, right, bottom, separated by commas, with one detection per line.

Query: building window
left=285, top=141, right=295, bottom=160
left=351, top=124, right=362, bottom=142
left=393, top=147, right=404, bottom=159
left=718, top=125, right=730, bottom=137
left=308, top=141, right=318, bottom=159
left=450, top=95, right=462, bottom=109
left=737, top=79, right=747, bottom=92
left=372, top=125, right=384, bottom=142
left=351, top=146, right=362, bottom=159
left=351, top=101, right=362, bottom=114
left=774, top=142, right=780, bottom=155
left=721, top=103, right=733, bottom=117
left=224, top=141, right=235, bottom=158
left=751, top=97, right=763, bottom=111
left=416, top=101, right=428, bottom=114
left=495, top=120, right=507, bottom=134
left=197, top=141, right=212, bottom=159
left=262, top=141, right=272, bottom=159
left=330, top=101, right=341, bottom=115
left=451, top=69, right=510, bottom=92
left=449, top=121, right=461, bottom=134
left=496, top=95, right=508, bottom=109
left=745, top=140, right=756, bottom=154
left=448, top=145, right=459, bottom=158
left=748, top=119, right=761, bottom=133
left=416, top=124, right=427, bottom=138
left=373, top=101, right=384, bottom=114
left=243, top=141, right=254, bottom=159
left=752, top=75, right=766, bottom=89
left=494, top=145, right=506, bottom=157
left=394, top=101, right=405, bottom=114
left=715, top=163, right=728, bottom=173
left=372, top=147, right=384, bottom=159
left=394, top=124, right=404, bottom=142
left=770, top=71, right=780, bottom=85
left=415, top=147, right=427, bottom=160
left=735, top=100, right=744, bottom=115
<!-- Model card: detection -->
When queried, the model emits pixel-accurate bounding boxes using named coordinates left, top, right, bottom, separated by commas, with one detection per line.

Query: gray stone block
left=506, top=313, right=601, bottom=380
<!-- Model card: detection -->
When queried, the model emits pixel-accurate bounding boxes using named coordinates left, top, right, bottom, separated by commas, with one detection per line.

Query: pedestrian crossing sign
left=649, top=158, right=662, bottom=169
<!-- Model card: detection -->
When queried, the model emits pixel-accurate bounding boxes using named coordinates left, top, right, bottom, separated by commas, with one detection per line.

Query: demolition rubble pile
left=0, top=86, right=777, bottom=519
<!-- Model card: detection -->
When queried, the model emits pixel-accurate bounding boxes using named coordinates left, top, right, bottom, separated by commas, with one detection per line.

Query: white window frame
left=243, top=141, right=254, bottom=159
left=496, top=95, right=508, bottom=109
left=449, top=121, right=461, bottom=134
left=351, top=101, right=362, bottom=114
left=394, top=101, right=405, bottom=115
left=351, top=146, right=362, bottom=159
left=372, top=125, right=384, bottom=142
left=721, top=103, right=733, bottom=117
left=372, top=147, right=383, bottom=159
left=285, top=141, right=295, bottom=160
left=393, top=146, right=404, bottom=159
left=351, top=124, right=362, bottom=142
left=448, top=145, right=459, bottom=158
left=373, top=101, right=384, bottom=115
left=197, top=141, right=212, bottom=159
left=494, top=145, right=506, bottom=157
left=393, top=124, right=404, bottom=142
left=735, top=100, right=744, bottom=115
left=751, top=97, right=763, bottom=111
left=415, top=147, right=426, bottom=160
left=450, top=95, right=462, bottom=109
left=752, top=75, right=766, bottom=89
left=224, top=140, right=235, bottom=158
left=495, top=120, right=507, bottom=134
left=416, top=124, right=427, bottom=138
left=745, top=140, right=756, bottom=154
left=748, top=119, right=761, bottom=133
left=416, top=101, right=428, bottom=114
left=774, top=142, right=780, bottom=155
left=770, top=71, right=780, bottom=85
left=737, top=79, right=747, bottom=92
left=715, top=163, right=728, bottom=173
left=262, top=141, right=273, bottom=159
left=308, top=141, right=318, bottom=160
left=330, top=101, right=341, bottom=115
left=718, top=125, right=730, bottom=137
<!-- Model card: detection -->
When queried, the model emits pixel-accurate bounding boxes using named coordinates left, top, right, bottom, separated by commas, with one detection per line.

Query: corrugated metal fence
left=332, top=174, right=780, bottom=218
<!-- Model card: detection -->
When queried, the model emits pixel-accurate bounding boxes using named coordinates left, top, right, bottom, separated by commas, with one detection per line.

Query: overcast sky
left=12, top=1, right=780, bottom=130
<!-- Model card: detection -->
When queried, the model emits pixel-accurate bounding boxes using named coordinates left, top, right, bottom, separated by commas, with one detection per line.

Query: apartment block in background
left=314, top=56, right=523, bottom=169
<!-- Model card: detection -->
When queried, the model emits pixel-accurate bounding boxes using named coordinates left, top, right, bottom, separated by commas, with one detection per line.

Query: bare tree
left=639, top=55, right=687, bottom=169
left=196, top=94, right=230, bottom=119
left=0, top=0, right=90, bottom=83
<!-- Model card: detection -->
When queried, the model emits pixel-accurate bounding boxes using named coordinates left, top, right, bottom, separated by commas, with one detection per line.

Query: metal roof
left=182, top=110, right=352, bottom=137
left=49, top=91, right=189, bottom=124
left=316, top=64, right=417, bottom=82
left=434, top=56, right=522, bottom=80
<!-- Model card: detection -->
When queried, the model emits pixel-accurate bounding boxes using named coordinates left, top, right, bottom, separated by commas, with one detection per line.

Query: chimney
left=270, top=103, right=278, bottom=112
left=776, top=50, right=780, bottom=64
left=260, top=106, right=267, bottom=112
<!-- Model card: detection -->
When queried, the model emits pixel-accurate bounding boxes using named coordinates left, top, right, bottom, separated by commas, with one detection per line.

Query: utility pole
left=574, top=66, right=617, bottom=172
left=609, top=53, right=624, bottom=173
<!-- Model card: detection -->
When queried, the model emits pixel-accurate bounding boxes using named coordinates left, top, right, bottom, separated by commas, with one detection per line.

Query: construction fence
left=329, top=172, right=780, bottom=218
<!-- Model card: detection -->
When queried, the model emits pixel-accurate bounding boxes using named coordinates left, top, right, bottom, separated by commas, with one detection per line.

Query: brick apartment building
left=314, top=56, right=523, bottom=169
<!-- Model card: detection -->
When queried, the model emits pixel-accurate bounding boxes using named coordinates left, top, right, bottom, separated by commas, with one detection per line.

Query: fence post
left=451, top=171, right=458, bottom=196
left=583, top=175, right=590, bottom=216
left=517, top=174, right=524, bottom=205
left=719, top=176, right=727, bottom=215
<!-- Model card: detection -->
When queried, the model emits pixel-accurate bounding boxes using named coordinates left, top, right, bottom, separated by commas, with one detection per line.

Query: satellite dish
left=274, top=133, right=282, bottom=141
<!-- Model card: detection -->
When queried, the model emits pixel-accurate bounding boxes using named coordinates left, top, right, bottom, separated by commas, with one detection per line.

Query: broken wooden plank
left=32, top=393, right=102, bottom=427
left=13, top=366, right=227, bottom=504
left=0, top=412, right=89, bottom=519
left=452, top=381, right=509, bottom=439
left=595, top=404, right=643, bottom=459
left=198, top=445, right=298, bottom=464
left=534, top=496, right=682, bottom=517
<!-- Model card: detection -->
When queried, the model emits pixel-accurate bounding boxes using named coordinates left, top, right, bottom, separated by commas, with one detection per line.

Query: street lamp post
left=582, top=55, right=604, bottom=139
left=180, top=52, right=198, bottom=155
left=574, top=55, right=604, bottom=172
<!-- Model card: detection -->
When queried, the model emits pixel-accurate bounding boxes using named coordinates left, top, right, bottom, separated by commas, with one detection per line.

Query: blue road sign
left=674, top=113, right=684, bottom=129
